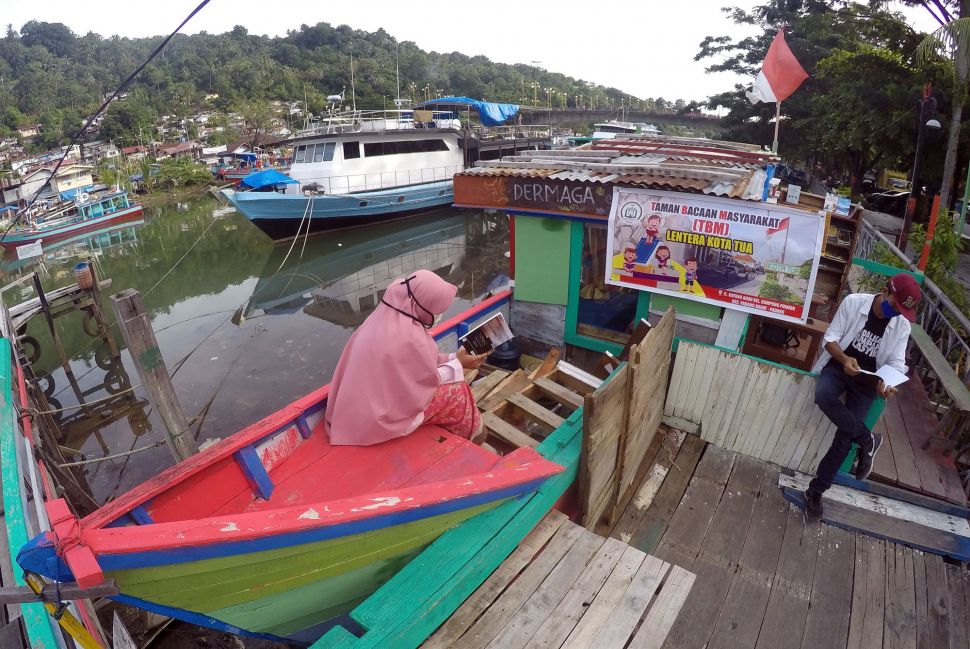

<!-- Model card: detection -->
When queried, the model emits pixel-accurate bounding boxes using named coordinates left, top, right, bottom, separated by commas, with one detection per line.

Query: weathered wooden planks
left=426, top=516, right=695, bottom=649
left=782, top=488, right=970, bottom=562
left=885, top=543, right=917, bottom=649
left=779, top=473, right=970, bottom=537
left=800, top=525, right=856, bottom=649
left=422, top=512, right=569, bottom=649
left=846, top=536, right=887, bottom=649
left=918, top=552, right=952, bottom=649
left=615, top=308, right=675, bottom=520
left=665, top=341, right=834, bottom=474
left=625, top=434, right=705, bottom=554
left=656, top=451, right=765, bottom=649
left=579, top=364, right=630, bottom=529
left=754, top=506, right=821, bottom=649
left=707, top=465, right=789, bottom=649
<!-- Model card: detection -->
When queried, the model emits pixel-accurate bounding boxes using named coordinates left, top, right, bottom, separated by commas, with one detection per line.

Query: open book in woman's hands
left=460, top=312, right=513, bottom=355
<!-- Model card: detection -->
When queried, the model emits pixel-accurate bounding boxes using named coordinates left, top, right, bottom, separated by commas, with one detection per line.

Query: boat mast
left=350, top=48, right=357, bottom=113
left=396, top=42, right=401, bottom=107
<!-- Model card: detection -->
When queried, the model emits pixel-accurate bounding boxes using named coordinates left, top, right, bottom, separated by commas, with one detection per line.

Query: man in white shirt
left=804, top=273, right=921, bottom=522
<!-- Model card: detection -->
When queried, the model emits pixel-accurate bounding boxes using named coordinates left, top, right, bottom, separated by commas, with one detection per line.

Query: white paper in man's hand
left=858, top=365, right=908, bottom=388
left=875, top=365, right=908, bottom=388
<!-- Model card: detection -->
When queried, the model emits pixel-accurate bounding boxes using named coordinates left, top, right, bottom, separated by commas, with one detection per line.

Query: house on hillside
left=16, top=124, right=41, bottom=139
left=1, top=179, right=23, bottom=206
left=54, top=164, right=95, bottom=193
left=84, top=141, right=120, bottom=162
left=18, top=163, right=95, bottom=202
left=156, top=141, right=201, bottom=160
left=122, top=145, right=149, bottom=161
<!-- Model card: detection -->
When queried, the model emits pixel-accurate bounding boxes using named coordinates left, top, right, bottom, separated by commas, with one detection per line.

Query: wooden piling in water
left=110, top=288, right=198, bottom=461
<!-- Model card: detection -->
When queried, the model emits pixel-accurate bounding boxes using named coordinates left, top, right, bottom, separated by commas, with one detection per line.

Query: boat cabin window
left=343, top=141, right=361, bottom=160
left=294, top=143, right=336, bottom=164
left=597, top=125, right=634, bottom=134
left=363, top=139, right=449, bottom=157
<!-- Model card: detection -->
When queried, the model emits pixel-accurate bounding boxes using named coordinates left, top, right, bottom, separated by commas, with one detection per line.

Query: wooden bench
left=908, top=324, right=970, bottom=451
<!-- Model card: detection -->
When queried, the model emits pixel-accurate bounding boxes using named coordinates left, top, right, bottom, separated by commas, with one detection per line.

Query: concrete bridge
left=517, top=107, right=723, bottom=133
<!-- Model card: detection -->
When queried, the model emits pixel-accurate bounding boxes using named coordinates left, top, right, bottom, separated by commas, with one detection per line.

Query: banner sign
left=454, top=175, right=613, bottom=218
left=15, top=239, right=43, bottom=260
left=606, top=187, right=825, bottom=323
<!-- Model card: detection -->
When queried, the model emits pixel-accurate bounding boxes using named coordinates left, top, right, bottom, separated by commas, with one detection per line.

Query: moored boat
left=223, top=97, right=522, bottom=240
left=16, top=307, right=563, bottom=642
left=2, top=190, right=144, bottom=247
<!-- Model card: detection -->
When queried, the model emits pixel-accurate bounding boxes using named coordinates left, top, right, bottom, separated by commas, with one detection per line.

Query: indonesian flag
left=746, top=29, right=809, bottom=104
left=767, top=217, right=790, bottom=235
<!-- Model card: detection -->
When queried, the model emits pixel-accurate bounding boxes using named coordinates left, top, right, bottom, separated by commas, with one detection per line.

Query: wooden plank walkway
left=872, top=377, right=966, bottom=505
left=424, top=511, right=696, bottom=649
left=608, top=437, right=970, bottom=649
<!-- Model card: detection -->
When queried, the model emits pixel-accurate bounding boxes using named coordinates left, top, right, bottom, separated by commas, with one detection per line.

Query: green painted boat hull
left=108, top=501, right=500, bottom=638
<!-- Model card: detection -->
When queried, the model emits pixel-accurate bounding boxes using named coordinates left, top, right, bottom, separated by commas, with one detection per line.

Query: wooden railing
left=855, top=219, right=970, bottom=383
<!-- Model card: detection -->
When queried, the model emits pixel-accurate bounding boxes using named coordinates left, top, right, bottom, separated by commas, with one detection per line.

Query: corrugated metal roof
left=462, top=136, right=780, bottom=201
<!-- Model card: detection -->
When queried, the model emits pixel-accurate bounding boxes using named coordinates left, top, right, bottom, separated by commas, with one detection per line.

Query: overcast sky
left=0, top=1, right=938, bottom=103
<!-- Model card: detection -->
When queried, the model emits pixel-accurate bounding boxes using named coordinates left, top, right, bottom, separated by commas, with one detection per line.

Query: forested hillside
left=0, top=20, right=684, bottom=150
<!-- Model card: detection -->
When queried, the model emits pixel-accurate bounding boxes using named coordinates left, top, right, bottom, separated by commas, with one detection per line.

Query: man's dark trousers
left=808, top=363, right=877, bottom=495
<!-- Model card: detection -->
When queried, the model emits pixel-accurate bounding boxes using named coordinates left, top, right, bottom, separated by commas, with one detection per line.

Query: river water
left=2, top=195, right=509, bottom=506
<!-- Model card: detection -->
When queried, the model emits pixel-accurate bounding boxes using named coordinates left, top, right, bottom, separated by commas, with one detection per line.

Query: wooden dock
left=871, top=376, right=966, bottom=504
left=607, top=436, right=970, bottom=649
left=424, top=511, right=695, bottom=649
left=665, top=339, right=967, bottom=507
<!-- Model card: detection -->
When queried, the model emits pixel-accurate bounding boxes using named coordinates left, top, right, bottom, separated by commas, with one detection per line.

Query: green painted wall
left=514, top=216, right=571, bottom=305
left=649, top=293, right=722, bottom=321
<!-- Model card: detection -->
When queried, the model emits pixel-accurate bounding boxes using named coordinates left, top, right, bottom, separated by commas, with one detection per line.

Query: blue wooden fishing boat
left=2, top=190, right=143, bottom=247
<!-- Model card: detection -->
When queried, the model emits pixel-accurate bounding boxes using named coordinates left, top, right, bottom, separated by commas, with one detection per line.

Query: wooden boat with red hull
left=17, top=293, right=562, bottom=644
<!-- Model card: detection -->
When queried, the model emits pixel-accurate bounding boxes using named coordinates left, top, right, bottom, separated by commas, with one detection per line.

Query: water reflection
left=1, top=196, right=509, bottom=504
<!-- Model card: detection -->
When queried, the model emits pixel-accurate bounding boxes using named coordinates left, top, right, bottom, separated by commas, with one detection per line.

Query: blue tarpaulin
left=59, top=185, right=96, bottom=201
left=415, top=97, right=519, bottom=127
left=239, top=169, right=299, bottom=190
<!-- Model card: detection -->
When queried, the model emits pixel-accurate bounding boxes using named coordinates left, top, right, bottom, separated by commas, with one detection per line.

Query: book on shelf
left=460, top=312, right=513, bottom=355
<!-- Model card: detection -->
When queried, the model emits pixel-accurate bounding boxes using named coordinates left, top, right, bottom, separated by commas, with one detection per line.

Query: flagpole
left=772, top=101, right=781, bottom=154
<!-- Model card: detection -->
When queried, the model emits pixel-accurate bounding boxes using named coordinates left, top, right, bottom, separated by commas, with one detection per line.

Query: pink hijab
left=326, top=270, right=458, bottom=446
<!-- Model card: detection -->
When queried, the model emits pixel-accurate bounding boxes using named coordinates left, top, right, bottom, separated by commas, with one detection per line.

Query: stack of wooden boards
left=466, top=349, right=601, bottom=453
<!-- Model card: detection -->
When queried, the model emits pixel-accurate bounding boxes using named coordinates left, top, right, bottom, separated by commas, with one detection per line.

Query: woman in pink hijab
left=326, top=270, right=489, bottom=446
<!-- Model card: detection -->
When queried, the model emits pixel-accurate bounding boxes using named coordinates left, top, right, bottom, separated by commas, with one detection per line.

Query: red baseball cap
left=889, top=273, right=921, bottom=322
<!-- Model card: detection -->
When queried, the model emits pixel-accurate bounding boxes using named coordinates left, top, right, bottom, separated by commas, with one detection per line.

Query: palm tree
left=915, top=17, right=970, bottom=224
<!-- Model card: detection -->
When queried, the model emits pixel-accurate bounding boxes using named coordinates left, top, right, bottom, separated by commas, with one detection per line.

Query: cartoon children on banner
left=623, top=246, right=637, bottom=274
left=683, top=258, right=699, bottom=292
left=654, top=245, right=673, bottom=275
left=636, top=214, right=664, bottom=263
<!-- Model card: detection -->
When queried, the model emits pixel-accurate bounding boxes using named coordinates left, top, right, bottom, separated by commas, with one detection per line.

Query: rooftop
left=460, top=134, right=784, bottom=202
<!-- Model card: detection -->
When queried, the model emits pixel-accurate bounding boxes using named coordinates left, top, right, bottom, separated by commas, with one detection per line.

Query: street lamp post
left=898, top=90, right=941, bottom=251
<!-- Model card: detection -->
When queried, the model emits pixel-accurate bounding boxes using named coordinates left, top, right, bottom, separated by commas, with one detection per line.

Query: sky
left=0, top=0, right=940, bottom=104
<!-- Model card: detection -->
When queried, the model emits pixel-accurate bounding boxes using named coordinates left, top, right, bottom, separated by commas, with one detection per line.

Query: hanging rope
left=144, top=216, right=221, bottom=296
left=273, top=193, right=315, bottom=275
left=56, top=441, right=165, bottom=468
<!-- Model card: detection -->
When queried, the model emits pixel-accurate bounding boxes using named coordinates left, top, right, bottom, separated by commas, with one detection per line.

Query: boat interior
left=123, top=422, right=513, bottom=526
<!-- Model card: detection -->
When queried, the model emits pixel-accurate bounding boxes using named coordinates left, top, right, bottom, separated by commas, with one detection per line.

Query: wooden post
left=110, top=289, right=198, bottom=461
left=918, top=194, right=941, bottom=272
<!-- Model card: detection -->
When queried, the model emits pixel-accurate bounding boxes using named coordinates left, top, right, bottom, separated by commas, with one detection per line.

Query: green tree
left=697, top=1, right=929, bottom=196
left=238, top=99, right=275, bottom=148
